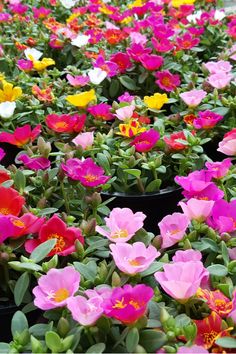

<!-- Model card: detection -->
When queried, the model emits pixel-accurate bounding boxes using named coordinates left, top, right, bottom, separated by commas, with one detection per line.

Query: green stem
left=60, top=182, right=70, bottom=214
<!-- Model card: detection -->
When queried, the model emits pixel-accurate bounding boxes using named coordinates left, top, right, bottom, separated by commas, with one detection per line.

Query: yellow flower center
left=53, top=288, right=70, bottom=302
left=112, top=297, right=127, bottom=309
left=111, top=229, right=129, bottom=239
left=203, top=330, right=218, bottom=347
left=0, top=207, right=10, bottom=215
left=12, top=219, right=25, bottom=228
left=129, top=300, right=140, bottom=310
left=54, top=121, right=68, bottom=129
left=48, top=233, right=66, bottom=252
left=129, top=259, right=141, bottom=266
left=84, top=174, right=98, bottom=182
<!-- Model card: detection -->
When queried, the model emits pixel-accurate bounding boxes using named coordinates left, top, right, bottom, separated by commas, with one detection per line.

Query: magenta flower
left=72, top=132, right=94, bottom=149
left=10, top=213, right=45, bottom=238
left=140, top=54, right=164, bottom=71
left=180, top=89, right=207, bottom=108
left=158, top=213, right=190, bottom=249
left=96, top=207, right=146, bottom=242
left=66, top=74, right=89, bottom=87
left=155, top=261, right=209, bottom=301
left=17, top=154, right=50, bottom=171
left=118, top=92, right=134, bottom=103
left=175, top=170, right=213, bottom=199
left=33, top=266, right=80, bottom=310
left=110, top=52, right=132, bottom=74
left=17, top=59, right=33, bottom=72
left=126, top=43, right=152, bottom=62
left=179, top=198, right=215, bottom=222
left=190, top=183, right=224, bottom=202
left=229, top=291, right=236, bottom=324
left=0, top=124, right=41, bottom=147
left=67, top=295, right=104, bottom=326
left=208, top=72, right=233, bottom=89
left=193, top=110, right=223, bottom=130
left=155, top=70, right=181, bottom=92
left=205, top=158, right=232, bottom=179
left=204, top=60, right=232, bottom=74
left=207, top=199, right=236, bottom=234
left=87, top=103, right=113, bottom=121
left=172, top=250, right=203, bottom=263
left=153, top=24, right=175, bottom=39
left=218, top=129, right=236, bottom=156
left=62, top=158, right=110, bottom=187
left=110, top=242, right=159, bottom=275
left=94, top=55, right=118, bottom=77
left=176, top=33, right=200, bottom=50
left=0, top=215, right=14, bottom=243
left=152, top=38, right=174, bottom=53
left=130, top=129, right=160, bottom=152
left=0, top=148, right=5, bottom=162
left=102, top=284, right=154, bottom=324
left=177, top=345, right=208, bottom=353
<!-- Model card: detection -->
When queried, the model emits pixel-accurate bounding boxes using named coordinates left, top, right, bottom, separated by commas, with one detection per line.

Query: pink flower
left=130, top=129, right=160, bottom=152
left=158, top=213, right=189, bottom=249
left=0, top=124, right=41, bottom=147
left=179, top=198, right=214, bottom=222
left=115, top=105, right=135, bottom=121
left=17, top=59, right=33, bottom=72
left=94, top=55, right=118, bottom=77
left=110, top=52, right=132, bottom=73
left=176, top=33, right=200, bottom=50
left=172, top=250, right=203, bottom=263
left=218, top=129, right=236, bottom=156
left=155, top=70, right=181, bottom=92
left=229, top=291, right=236, bottom=323
left=155, top=261, right=209, bottom=301
left=153, top=24, right=175, bottom=39
left=118, top=92, right=134, bottom=103
left=0, top=215, right=14, bottom=243
left=127, top=43, right=152, bottom=62
left=193, top=110, right=223, bottom=130
left=130, top=32, right=147, bottom=45
left=152, top=38, right=174, bottom=53
left=208, top=73, right=233, bottom=89
left=203, top=60, right=232, bottom=74
left=207, top=199, right=236, bottom=234
left=67, top=295, right=104, bottom=326
left=102, top=284, right=154, bottom=324
left=0, top=148, right=5, bottom=161
left=180, top=89, right=207, bottom=108
left=17, top=154, right=50, bottom=171
left=46, top=113, right=85, bottom=133
left=87, top=103, right=113, bottom=121
left=72, top=132, right=94, bottom=149
left=96, top=207, right=146, bottom=242
left=62, top=158, right=110, bottom=187
left=9, top=213, right=45, bottom=238
left=175, top=170, right=213, bottom=198
left=66, top=74, right=89, bottom=87
left=205, top=158, right=232, bottom=179
left=189, top=183, right=224, bottom=202
left=177, top=345, right=208, bottom=353
left=140, top=54, right=164, bottom=71
left=32, top=6, right=51, bottom=19
left=33, top=266, right=80, bottom=310
left=110, top=242, right=159, bottom=275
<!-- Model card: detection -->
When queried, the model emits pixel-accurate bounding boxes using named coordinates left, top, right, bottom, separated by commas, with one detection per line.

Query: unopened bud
left=112, top=271, right=121, bottom=287
left=57, top=317, right=70, bottom=337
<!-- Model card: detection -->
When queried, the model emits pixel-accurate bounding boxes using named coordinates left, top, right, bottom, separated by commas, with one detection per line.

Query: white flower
left=88, top=68, right=107, bottom=85
left=60, top=0, right=77, bottom=9
left=0, top=101, right=16, bottom=119
left=187, top=11, right=202, bottom=24
left=71, top=34, right=90, bottom=48
left=214, top=10, right=225, bottom=21
left=24, top=48, right=43, bottom=61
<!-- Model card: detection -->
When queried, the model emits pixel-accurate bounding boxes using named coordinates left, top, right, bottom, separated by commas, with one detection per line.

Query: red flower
left=0, top=186, right=25, bottom=216
left=164, top=131, right=193, bottom=151
left=0, top=124, right=41, bottom=147
left=104, top=29, right=128, bottom=45
left=197, top=289, right=233, bottom=317
left=25, top=215, right=84, bottom=257
left=46, top=113, right=86, bottom=133
left=0, top=170, right=11, bottom=184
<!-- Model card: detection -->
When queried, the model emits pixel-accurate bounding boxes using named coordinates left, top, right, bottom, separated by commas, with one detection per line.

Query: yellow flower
left=99, top=5, right=113, bottom=14
left=66, top=89, right=96, bottom=108
left=144, top=93, right=168, bottom=110
left=0, top=82, right=22, bottom=102
left=172, top=0, right=195, bottom=8
left=117, top=119, right=146, bottom=138
left=33, top=57, right=55, bottom=71
left=128, top=0, right=144, bottom=9
left=66, top=13, right=80, bottom=23
left=121, top=16, right=133, bottom=25
left=0, top=73, right=5, bottom=82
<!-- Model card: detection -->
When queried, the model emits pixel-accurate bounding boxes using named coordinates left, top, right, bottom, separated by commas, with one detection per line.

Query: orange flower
left=32, top=85, right=54, bottom=103
left=197, top=289, right=233, bottom=317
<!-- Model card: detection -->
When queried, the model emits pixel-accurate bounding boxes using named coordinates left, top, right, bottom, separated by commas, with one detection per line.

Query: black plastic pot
left=101, top=186, right=182, bottom=234
left=203, top=138, right=225, bottom=162
left=0, top=143, right=20, bottom=167
left=0, top=303, right=18, bottom=342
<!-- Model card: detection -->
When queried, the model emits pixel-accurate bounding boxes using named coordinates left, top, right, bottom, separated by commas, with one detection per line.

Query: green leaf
left=45, top=331, right=62, bottom=352
left=84, top=239, right=109, bottom=255
left=124, top=169, right=141, bottom=178
left=29, top=323, right=53, bottom=337
left=37, top=208, right=58, bottom=216
left=175, top=314, right=191, bottom=327
left=221, top=241, right=229, bottom=266
left=140, top=330, right=167, bottom=352
left=119, top=76, right=138, bottom=91
left=30, top=239, right=57, bottom=263
left=96, top=153, right=110, bottom=174
left=74, top=261, right=97, bottom=281
left=207, top=264, right=228, bottom=277
left=212, top=107, right=229, bottom=116
left=145, top=179, right=161, bottom=193
left=14, top=170, right=26, bottom=193
left=140, top=262, right=164, bottom=277
left=11, top=311, right=28, bottom=337
left=109, top=79, right=120, bottom=98
left=0, top=343, right=10, bottom=353
left=215, top=337, right=236, bottom=348
left=126, top=328, right=139, bottom=353
left=86, top=343, right=106, bottom=354
left=14, top=272, right=30, bottom=306
left=9, top=261, right=42, bottom=272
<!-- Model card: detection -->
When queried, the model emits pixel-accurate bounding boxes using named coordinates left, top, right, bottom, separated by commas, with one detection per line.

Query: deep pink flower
left=172, top=249, right=202, bottom=263
left=126, top=43, right=152, bottom=62
left=208, top=72, right=233, bottom=89
left=87, top=103, right=113, bottom=121
left=227, top=19, right=236, bottom=39
left=0, top=215, right=14, bottom=243
left=62, top=158, right=110, bottom=187
left=0, top=148, right=5, bottom=161
left=32, top=6, right=51, bottom=19
left=102, top=284, right=154, bottom=324
left=218, top=129, right=236, bottom=156
left=193, top=110, right=223, bottom=130
left=155, top=260, right=209, bottom=301
left=33, top=266, right=80, bottom=310
left=130, top=129, right=160, bottom=152
left=180, top=89, right=207, bottom=108
left=96, top=207, right=146, bottom=243
left=94, top=55, right=118, bottom=77
left=204, top=60, right=232, bottom=74
left=67, top=295, right=104, bottom=326
left=110, top=52, right=132, bottom=73
left=10, top=3, right=28, bottom=14
left=17, top=59, right=33, bottom=72
left=110, top=242, right=159, bottom=275
left=179, top=198, right=215, bottom=222
left=158, top=213, right=189, bottom=249
left=207, top=199, right=236, bottom=234
left=0, top=124, right=41, bottom=147
left=229, top=291, right=236, bottom=322
left=46, top=113, right=85, bottom=133
left=118, top=92, right=134, bottom=103
left=155, top=70, right=181, bottom=92
left=66, top=74, right=89, bottom=87
left=152, top=38, right=174, bottom=53
left=205, top=158, right=232, bottom=179
left=189, top=183, right=224, bottom=202
left=175, top=170, right=213, bottom=198
left=17, top=154, right=50, bottom=171
left=9, top=213, right=45, bottom=238
left=176, top=33, right=200, bottom=50
left=153, top=24, right=175, bottom=39
left=140, top=54, right=164, bottom=71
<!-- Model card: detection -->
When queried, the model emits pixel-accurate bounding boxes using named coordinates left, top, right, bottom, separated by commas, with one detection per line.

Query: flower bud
left=75, top=240, right=84, bottom=260
left=160, top=308, right=170, bottom=324
left=42, top=255, right=58, bottom=272
left=112, top=271, right=121, bottom=287
left=57, top=317, right=70, bottom=338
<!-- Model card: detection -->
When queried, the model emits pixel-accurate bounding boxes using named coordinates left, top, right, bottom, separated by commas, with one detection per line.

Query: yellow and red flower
left=197, top=289, right=233, bottom=318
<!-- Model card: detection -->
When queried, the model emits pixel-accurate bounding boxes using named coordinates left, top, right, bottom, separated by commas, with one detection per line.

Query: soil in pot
left=0, top=143, right=20, bottom=168
left=101, top=186, right=182, bottom=234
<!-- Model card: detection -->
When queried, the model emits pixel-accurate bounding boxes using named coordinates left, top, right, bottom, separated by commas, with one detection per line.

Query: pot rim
left=101, top=185, right=182, bottom=198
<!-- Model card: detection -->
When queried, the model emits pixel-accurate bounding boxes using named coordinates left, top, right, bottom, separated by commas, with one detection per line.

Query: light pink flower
left=218, top=130, right=236, bottom=156
left=203, top=60, right=232, bottom=74
left=33, top=266, right=80, bottom=310
left=155, top=261, right=209, bottom=301
left=72, top=132, right=94, bottom=149
left=110, top=242, right=159, bottom=275
left=130, top=32, right=147, bottom=45
left=205, top=158, right=232, bottom=179
left=179, top=198, right=214, bottom=222
left=96, top=207, right=146, bottom=242
left=115, top=105, right=135, bottom=121
left=172, top=249, right=203, bottom=263
left=177, top=345, right=208, bottom=353
left=158, top=213, right=189, bottom=249
left=180, top=89, right=207, bottom=108
left=67, top=295, right=104, bottom=326
left=66, top=74, right=89, bottom=87
left=208, top=72, right=233, bottom=89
